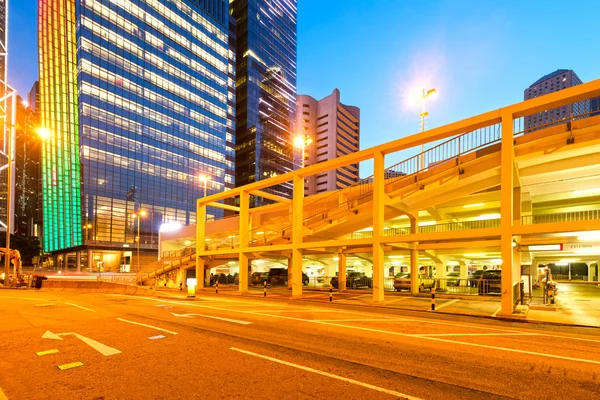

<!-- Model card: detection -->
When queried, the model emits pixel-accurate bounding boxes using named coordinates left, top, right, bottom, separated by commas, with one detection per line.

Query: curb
left=190, top=290, right=599, bottom=330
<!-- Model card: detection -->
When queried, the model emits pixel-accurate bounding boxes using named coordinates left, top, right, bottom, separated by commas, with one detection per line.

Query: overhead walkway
left=187, top=79, right=600, bottom=318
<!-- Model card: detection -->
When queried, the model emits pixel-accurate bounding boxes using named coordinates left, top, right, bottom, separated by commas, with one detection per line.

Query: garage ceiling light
left=573, top=188, right=600, bottom=195
left=388, top=255, right=404, bottom=259
left=528, top=244, right=562, bottom=251
left=418, top=221, right=436, bottom=226
left=477, top=213, right=500, bottom=220
left=463, top=203, right=485, bottom=208
left=578, top=231, right=600, bottom=241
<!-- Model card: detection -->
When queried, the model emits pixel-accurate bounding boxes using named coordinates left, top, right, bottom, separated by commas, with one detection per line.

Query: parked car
left=446, top=272, right=461, bottom=286
left=470, top=270, right=485, bottom=287
left=477, top=270, right=502, bottom=295
left=393, top=273, right=435, bottom=292
left=331, top=272, right=372, bottom=289
left=250, top=272, right=269, bottom=286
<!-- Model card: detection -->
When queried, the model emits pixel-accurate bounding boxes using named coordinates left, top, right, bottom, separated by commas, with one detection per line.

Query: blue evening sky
left=8, top=0, right=600, bottom=176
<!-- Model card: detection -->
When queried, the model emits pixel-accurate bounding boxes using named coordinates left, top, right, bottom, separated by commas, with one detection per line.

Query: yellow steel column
left=409, top=215, right=420, bottom=295
left=500, top=111, right=515, bottom=315
left=291, top=176, right=304, bottom=297
left=372, top=151, right=385, bottom=303
left=338, top=251, right=347, bottom=291
left=195, top=203, right=206, bottom=292
left=239, top=190, right=249, bottom=293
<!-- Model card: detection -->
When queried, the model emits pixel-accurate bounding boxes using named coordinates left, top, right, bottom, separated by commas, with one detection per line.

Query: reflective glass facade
left=39, top=0, right=235, bottom=253
left=231, top=0, right=297, bottom=201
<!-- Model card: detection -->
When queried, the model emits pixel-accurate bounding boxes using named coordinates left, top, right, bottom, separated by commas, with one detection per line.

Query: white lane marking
left=66, top=303, right=96, bottom=312
left=314, top=318, right=407, bottom=322
left=430, top=299, right=460, bottom=311
left=116, top=296, right=600, bottom=344
left=385, top=297, right=415, bottom=305
left=491, top=306, right=502, bottom=317
left=415, top=333, right=539, bottom=337
left=171, top=313, right=252, bottom=325
left=116, top=318, right=178, bottom=335
left=230, top=347, right=423, bottom=400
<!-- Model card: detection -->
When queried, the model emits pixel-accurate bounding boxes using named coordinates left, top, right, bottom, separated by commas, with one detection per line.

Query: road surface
left=1, top=289, right=599, bottom=399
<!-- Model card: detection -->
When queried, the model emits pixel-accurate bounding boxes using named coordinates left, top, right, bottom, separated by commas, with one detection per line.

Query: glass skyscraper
left=231, top=0, right=297, bottom=202
left=38, top=0, right=235, bottom=271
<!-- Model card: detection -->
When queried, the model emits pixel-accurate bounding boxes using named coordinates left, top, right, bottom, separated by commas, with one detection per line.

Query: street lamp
left=199, top=174, right=210, bottom=197
left=84, top=223, right=93, bottom=241
left=293, top=135, right=313, bottom=168
left=411, top=87, right=438, bottom=170
left=133, top=210, right=147, bottom=279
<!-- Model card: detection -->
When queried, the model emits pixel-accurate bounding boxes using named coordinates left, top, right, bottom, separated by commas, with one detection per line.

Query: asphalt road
left=1, top=290, right=600, bottom=400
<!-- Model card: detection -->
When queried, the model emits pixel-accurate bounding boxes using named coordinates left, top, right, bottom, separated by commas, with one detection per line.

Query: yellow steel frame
left=196, top=79, right=600, bottom=315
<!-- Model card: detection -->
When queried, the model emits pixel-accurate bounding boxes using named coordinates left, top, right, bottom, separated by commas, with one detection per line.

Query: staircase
left=142, top=245, right=196, bottom=282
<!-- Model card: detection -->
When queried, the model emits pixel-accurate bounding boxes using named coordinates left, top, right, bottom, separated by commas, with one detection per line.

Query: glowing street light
left=37, top=127, right=51, bottom=139
left=199, top=174, right=210, bottom=197
left=293, top=135, right=313, bottom=168
left=410, top=87, right=437, bottom=169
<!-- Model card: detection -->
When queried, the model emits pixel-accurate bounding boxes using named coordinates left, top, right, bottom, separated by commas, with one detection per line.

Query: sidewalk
left=150, top=284, right=599, bottom=328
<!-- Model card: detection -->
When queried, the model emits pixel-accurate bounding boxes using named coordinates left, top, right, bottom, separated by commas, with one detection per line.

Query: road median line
left=117, top=318, right=178, bottom=335
left=229, top=347, right=423, bottom=400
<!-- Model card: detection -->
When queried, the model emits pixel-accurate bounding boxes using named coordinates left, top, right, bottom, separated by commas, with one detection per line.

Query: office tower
left=38, top=0, right=235, bottom=271
left=15, top=92, right=43, bottom=239
left=230, top=0, right=297, bottom=202
left=296, top=89, right=360, bottom=195
left=524, top=69, right=587, bottom=131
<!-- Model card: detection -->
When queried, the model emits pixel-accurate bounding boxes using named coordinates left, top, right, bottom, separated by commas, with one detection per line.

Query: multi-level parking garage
left=151, top=79, right=600, bottom=318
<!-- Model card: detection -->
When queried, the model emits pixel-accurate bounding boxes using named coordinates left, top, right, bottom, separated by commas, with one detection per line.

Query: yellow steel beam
left=251, top=190, right=292, bottom=204
left=196, top=80, right=600, bottom=207
left=208, top=202, right=240, bottom=212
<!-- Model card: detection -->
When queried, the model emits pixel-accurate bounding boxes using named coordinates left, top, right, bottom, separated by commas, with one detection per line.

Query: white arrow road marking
left=116, top=318, right=178, bottom=335
left=66, top=303, right=96, bottom=312
left=42, top=331, right=121, bottom=356
left=42, top=330, right=63, bottom=340
left=230, top=347, right=422, bottom=400
left=171, top=312, right=252, bottom=325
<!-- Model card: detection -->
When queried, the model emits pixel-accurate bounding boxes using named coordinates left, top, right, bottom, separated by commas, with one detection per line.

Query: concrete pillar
left=436, top=262, right=446, bottom=290
left=338, top=252, right=347, bottom=291
left=409, top=214, right=419, bottom=295
left=87, top=249, right=93, bottom=271
left=76, top=251, right=81, bottom=273
left=500, top=110, right=515, bottom=315
left=195, top=258, right=205, bottom=293
left=239, top=253, right=249, bottom=293
left=239, top=190, right=249, bottom=294
left=372, top=151, right=385, bottom=303
left=410, top=249, right=419, bottom=294
left=291, top=175, right=304, bottom=297
left=287, top=256, right=293, bottom=289
left=177, top=267, right=186, bottom=288
left=459, top=262, right=468, bottom=287
left=196, top=203, right=206, bottom=290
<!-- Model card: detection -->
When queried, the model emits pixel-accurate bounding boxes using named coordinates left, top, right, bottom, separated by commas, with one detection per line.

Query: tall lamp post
left=1, top=86, right=16, bottom=283
left=293, top=134, right=313, bottom=168
left=415, top=87, right=437, bottom=170
left=133, top=210, right=146, bottom=279
left=199, top=174, right=210, bottom=197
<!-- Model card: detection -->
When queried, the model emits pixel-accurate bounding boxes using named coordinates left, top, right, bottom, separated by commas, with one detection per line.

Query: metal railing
left=522, top=209, right=600, bottom=225
left=513, top=95, right=600, bottom=136
left=419, top=219, right=501, bottom=234
left=384, top=123, right=501, bottom=186
left=161, top=245, right=196, bottom=259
